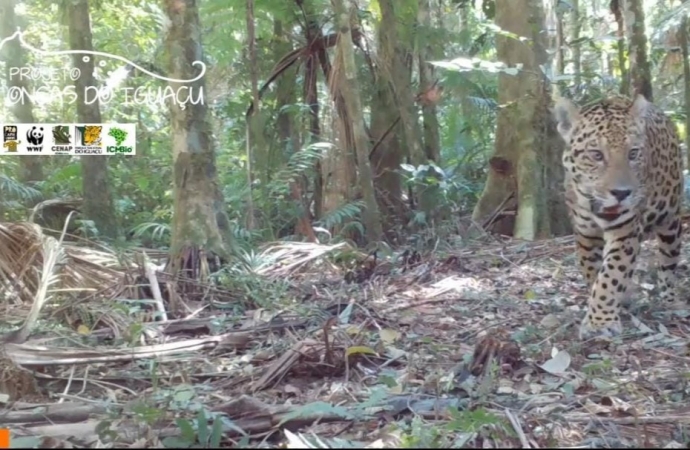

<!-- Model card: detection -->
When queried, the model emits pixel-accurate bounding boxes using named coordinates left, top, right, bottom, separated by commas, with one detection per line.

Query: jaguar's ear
left=553, top=97, right=580, bottom=143
left=630, top=93, right=650, bottom=120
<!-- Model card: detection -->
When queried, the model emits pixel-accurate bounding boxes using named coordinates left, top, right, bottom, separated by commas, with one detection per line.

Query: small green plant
left=400, top=415, right=445, bottom=448
left=581, top=358, right=613, bottom=375
left=109, top=127, right=128, bottom=146
left=163, top=409, right=225, bottom=448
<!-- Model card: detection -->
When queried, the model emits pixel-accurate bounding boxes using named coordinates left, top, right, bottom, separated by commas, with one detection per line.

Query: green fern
left=129, top=221, right=171, bottom=241
left=270, top=142, right=331, bottom=190
left=314, top=201, right=364, bottom=230
left=0, top=174, right=42, bottom=204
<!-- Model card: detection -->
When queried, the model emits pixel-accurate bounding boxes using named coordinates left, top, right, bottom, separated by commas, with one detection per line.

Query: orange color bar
left=0, top=429, right=9, bottom=448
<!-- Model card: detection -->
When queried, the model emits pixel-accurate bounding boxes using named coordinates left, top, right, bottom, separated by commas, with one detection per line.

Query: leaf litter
left=1, top=224, right=690, bottom=447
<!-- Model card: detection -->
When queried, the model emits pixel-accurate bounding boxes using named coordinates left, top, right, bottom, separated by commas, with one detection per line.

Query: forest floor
left=3, top=225, right=690, bottom=448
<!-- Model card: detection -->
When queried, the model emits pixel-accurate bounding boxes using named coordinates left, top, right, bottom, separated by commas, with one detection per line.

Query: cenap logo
left=52, top=126, right=71, bottom=145
left=3, top=125, right=20, bottom=152
left=76, top=126, right=103, bottom=146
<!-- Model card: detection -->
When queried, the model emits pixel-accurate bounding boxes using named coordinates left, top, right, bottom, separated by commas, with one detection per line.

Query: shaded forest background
left=1, top=0, right=689, bottom=258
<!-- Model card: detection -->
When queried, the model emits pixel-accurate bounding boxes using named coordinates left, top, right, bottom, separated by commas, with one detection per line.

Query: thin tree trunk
left=245, top=0, right=259, bottom=230
left=271, top=20, right=299, bottom=170
left=418, top=0, right=441, bottom=163
left=681, top=15, right=690, bottom=169
left=611, top=0, right=629, bottom=94
left=572, top=0, right=581, bottom=85
left=66, top=0, right=118, bottom=239
left=556, top=6, right=565, bottom=75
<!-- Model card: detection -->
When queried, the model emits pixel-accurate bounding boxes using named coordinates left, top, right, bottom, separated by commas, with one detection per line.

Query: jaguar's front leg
left=578, top=226, right=642, bottom=340
left=574, top=232, right=604, bottom=288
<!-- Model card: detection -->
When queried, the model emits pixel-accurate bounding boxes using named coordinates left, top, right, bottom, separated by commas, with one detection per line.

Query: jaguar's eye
left=628, top=148, right=640, bottom=160
left=589, top=150, right=604, bottom=161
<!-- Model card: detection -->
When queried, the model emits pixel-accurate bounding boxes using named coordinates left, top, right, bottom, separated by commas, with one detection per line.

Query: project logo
left=0, top=30, right=207, bottom=110
left=26, top=126, right=43, bottom=145
left=75, top=125, right=103, bottom=154
left=76, top=125, right=102, bottom=146
left=107, top=127, right=132, bottom=153
left=26, top=125, right=44, bottom=152
left=52, top=125, right=71, bottom=145
left=51, top=125, right=73, bottom=153
left=3, top=125, right=20, bottom=152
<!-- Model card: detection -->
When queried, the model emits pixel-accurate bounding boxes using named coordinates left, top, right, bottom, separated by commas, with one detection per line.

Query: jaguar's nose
left=610, top=189, right=632, bottom=202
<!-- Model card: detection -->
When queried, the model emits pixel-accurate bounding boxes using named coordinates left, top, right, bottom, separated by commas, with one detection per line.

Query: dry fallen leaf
left=283, top=384, right=302, bottom=396
left=379, top=329, right=401, bottom=344
left=631, top=315, right=654, bottom=334
left=539, top=349, right=571, bottom=375
left=539, top=314, right=560, bottom=329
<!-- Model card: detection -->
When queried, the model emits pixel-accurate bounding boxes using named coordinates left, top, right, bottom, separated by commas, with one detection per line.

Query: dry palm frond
left=253, top=241, right=351, bottom=277
left=0, top=229, right=66, bottom=400
left=27, top=198, right=81, bottom=224
left=0, top=221, right=125, bottom=305
left=0, top=221, right=45, bottom=302
left=3, top=234, right=66, bottom=342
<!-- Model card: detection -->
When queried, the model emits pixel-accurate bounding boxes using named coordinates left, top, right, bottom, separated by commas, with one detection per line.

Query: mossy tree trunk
left=472, top=0, right=569, bottom=240
left=370, top=0, right=407, bottom=239
left=333, top=0, right=383, bottom=243
left=66, top=0, right=118, bottom=239
left=622, top=0, right=652, bottom=100
left=611, top=0, right=629, bottom=95
left=164, top=0, right=232, bottom=267
left=378, top=0, right=441, bottom=226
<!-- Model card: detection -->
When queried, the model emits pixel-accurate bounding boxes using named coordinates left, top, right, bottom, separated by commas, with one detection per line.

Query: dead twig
left=504, top=408, right=532, bottom=448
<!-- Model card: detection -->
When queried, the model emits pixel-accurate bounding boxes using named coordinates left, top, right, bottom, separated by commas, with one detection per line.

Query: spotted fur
left=553, top=94, right=684, bottom=339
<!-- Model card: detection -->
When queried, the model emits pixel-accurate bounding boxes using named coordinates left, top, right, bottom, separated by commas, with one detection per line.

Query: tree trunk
left=164, top=0, right=232, bottom=269
left=555, top=4, right=565, bottom=75
left=571, top=0, right=582, bottom=85
left=681, top=15, right=690, bottom=170
left=245, top=0, right=260, bottom=230
left=377, top=0, right=424, bottom=170
left=472, top=0, right=569, bottom=239
left=378, top=0, right=440, bottom=223
left=611, top=0, right=629, bottom=95
left=333, top=0, right=382, bottom=243
left=0, top=0, right=43, bottom=191
left=271, top=20, right=299, bottom=171
left=371, top=1, right=406, bottom=239
left=66, top=0, right=118, bottom=239
left=622, top=0, right=652, bottom=100
left=418, top=0, right=441, bottom=164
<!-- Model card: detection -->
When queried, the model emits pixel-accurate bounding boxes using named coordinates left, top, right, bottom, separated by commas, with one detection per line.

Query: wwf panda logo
left=27, top=126, right=44, bottom=145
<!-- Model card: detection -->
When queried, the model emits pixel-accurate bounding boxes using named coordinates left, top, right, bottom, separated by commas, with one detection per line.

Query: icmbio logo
left=106, top=127, right=133, bottom=153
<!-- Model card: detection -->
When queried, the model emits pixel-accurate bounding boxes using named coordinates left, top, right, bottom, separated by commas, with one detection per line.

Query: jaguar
left=553, top=94, right=684, bottom=339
